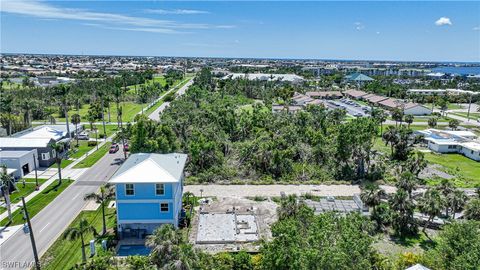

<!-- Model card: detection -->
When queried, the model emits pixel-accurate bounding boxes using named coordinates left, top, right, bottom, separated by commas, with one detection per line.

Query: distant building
left=415, top=129, right=480, bottom=161
left=306, top=91, right=343, bottom=99
left=0, top=150, right=38, bottom=179
left=344, top=73, right=374, bottom=84
left=378, top=98, right=431, bottom=115
left=407, top=88, right=479, bottom=96
left=223, top=73, right=304, bottom=83
left=109, top=153, right=188, bottom=238
left=343, top=89, right=369, bottom=99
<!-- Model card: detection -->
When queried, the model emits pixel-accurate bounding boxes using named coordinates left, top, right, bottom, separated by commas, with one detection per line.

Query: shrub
left=87, top=141, right=98, bottom=147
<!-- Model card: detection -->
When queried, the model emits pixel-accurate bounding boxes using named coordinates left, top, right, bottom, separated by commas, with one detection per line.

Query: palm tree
left=464, top=198, right=480, bottom=220
left=448, top=189, right=467, bottom=219
left=53, top=84, right=72, bottom=139
left=418, top=188, right=445, bottom=234
left=404, top=114, right=414, bottom=128
left=437, top=179, right=454, bottom=217
left=428, top=117, right=437, bottom=129
left=395, top=172, right=417, bottom=197
left=48, top=141, right=65, bottom=185
left=448, top=119, right=460, bottom=130
left=71, top=113, right=81, bottom=147
left=63, top=218, right=97, bottom=263
left=0, top=165, right=16, bottom=222
left=147, top=224, right=183, bottom=268
left=278, top=194, right=302, bottom=220
left=389, top=188, right=417, bottom=236
left=382, top=126, right=398, bottom=156
left=360, top=183, right=386, bottom=212
left=84, top=184, right=115, bottom=235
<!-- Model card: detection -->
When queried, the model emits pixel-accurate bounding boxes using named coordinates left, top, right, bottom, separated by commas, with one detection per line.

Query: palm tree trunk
left=101, top=201, right=106, bottom=235
left=80, top=233, right=87, bottom=263
left=101, top=99, right=106, bottom=139
left=107, top=104, right=111, bottom=123
left=57, top=159, right=62, bottom=185
left=64, top=102, right=71, bottom=139
left=75, top=123, right=79, bottom=146
left=2, top=188, right=12, bottom=222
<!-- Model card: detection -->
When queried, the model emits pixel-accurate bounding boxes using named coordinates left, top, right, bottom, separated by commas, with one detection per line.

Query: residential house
left=378, top=98, right=431, bottom=115
left=415, top=129, right=480, bottom=161
left=109, top=153, right=188, bottom=238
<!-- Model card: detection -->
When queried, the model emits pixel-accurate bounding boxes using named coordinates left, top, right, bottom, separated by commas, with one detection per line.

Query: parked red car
left=109, top=144, right=119, bottom=153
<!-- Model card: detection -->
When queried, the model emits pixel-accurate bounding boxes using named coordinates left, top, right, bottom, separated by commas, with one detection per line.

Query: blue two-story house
left=109, top=153, right=188, bottom=238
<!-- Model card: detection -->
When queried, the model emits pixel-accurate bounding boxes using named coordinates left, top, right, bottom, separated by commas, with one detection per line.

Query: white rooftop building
left=223, top=73, right=304, bottom=83
left=415, top=129, right=480, bottom=161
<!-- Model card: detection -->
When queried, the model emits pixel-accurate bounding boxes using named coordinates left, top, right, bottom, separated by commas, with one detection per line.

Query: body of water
left=432, top=66, right=480, bottom=75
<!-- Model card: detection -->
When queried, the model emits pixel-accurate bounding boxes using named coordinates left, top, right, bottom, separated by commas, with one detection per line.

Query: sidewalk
left=0, top=135, right=113, bottom=223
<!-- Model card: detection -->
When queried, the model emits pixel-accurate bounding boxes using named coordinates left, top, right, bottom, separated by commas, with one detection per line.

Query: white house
left=416, top=129, right=480, bottom=161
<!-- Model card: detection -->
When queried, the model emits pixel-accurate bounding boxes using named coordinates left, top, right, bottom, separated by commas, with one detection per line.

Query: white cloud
left=435, top=17, right=452, bottom=26
left=354, top=22, right=365, bottom=31
left=144, top=9, right=209, bottom=15
left=1, top=0, right=232, bottom=33
left=473, top=26, right=480, bottom=31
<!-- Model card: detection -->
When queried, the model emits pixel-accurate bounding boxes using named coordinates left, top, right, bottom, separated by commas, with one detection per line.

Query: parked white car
left=77, top=132, right=89, bottom=140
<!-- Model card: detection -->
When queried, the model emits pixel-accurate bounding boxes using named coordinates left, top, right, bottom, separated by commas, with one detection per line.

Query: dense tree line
left=127, top=68, right=386, bottom=183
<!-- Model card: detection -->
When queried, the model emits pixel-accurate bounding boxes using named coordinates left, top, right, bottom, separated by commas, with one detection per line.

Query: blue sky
left=1, top=1, right=479, bottom=62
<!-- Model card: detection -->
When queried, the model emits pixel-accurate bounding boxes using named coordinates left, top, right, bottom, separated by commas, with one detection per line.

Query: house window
left=41, top=152, right=50, bottom=160
left=160, top=203, right=169, bottom=212
left=52, top=149, right=56, bottom=157
left=155, top=184, right=165, bottom=195
left=125, top=184, right=134, bottom=196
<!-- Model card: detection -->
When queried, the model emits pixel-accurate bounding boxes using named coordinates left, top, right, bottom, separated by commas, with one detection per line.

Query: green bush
left=87, top=141, right=98, bottom=147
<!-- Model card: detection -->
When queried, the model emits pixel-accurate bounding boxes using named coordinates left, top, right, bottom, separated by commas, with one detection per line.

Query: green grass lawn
left=0, top=178, right=48, bottom=214
left=73, top=142, right=112, bottom=169
left=69, top=140, right=95, bottom=159
left=0, top=179, right=74, bottom=226
left=424, top=103, right=464, bottom=110
left=49, top=159, right=74, bottom=169
left=128, top=75, right=167, bottom=92
left=52, top=101, right=146, bottom=123
left=451, top=112, right=480, bottom=121
left=40, top=206, right=116, bottom=270
left=423, top=152, right=480, bottom=188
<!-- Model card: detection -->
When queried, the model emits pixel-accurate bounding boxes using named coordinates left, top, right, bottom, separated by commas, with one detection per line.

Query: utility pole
left=22, top=197, right=41, bottom=270
left=33, top=153, right=39, bottom=188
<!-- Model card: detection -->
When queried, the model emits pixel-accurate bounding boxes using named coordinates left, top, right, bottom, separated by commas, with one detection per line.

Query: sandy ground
left=185, top=184, right=397, bottom=198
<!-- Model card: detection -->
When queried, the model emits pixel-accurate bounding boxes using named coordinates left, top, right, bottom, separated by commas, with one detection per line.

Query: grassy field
left=424, top=103, right=464, bottom=110
left=451, top=112, right=480, bottom=121
left=0, top=179, right=74, bottom=226
left=41, top=206, right=116, bottom=270
left=0, top=178, right=48, bottom=214
left=127, top=75, right=167, bottom=92
left=423, top=152, right=480, bottom=188
left=69, top=140, right=95, bottom=159
left=73, top=142, right=112, bottom=169
left=52, top=101, right=146, bottom=123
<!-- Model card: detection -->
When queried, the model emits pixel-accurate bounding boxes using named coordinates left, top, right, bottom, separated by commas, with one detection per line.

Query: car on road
left=109, top=143, right=119, bottom=153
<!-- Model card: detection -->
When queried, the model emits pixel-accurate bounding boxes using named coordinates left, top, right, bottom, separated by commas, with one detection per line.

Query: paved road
left=148, top=79, right=193, bottom=121
left=0, top=150, right=124, bottom=270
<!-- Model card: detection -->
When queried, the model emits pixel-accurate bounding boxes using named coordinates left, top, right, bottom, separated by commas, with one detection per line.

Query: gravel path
left=185, top=184, right=397, bottom=198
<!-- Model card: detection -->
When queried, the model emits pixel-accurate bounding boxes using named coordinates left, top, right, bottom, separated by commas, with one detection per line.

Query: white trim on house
left=117, top=199, right=174, bottom=204
left=118, top=219, right=176, bottom=224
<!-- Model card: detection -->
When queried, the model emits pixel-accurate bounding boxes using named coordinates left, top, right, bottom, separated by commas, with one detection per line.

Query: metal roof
left=109, top=153, right=188, bottom=183
left=0, top=138, right=53, bottom=148
left=0, top=150, right=35, bottom=158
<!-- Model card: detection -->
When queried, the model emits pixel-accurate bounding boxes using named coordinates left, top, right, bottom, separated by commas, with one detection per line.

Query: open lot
left=422, top=152, right=480, bottom=188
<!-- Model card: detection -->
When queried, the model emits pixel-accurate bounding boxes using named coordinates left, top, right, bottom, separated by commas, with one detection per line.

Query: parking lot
left=322, top=98, right=371, bottom=117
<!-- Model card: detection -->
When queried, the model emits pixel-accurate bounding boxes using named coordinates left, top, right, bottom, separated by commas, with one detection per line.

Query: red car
left=109, top=144, right=119, bottom=153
